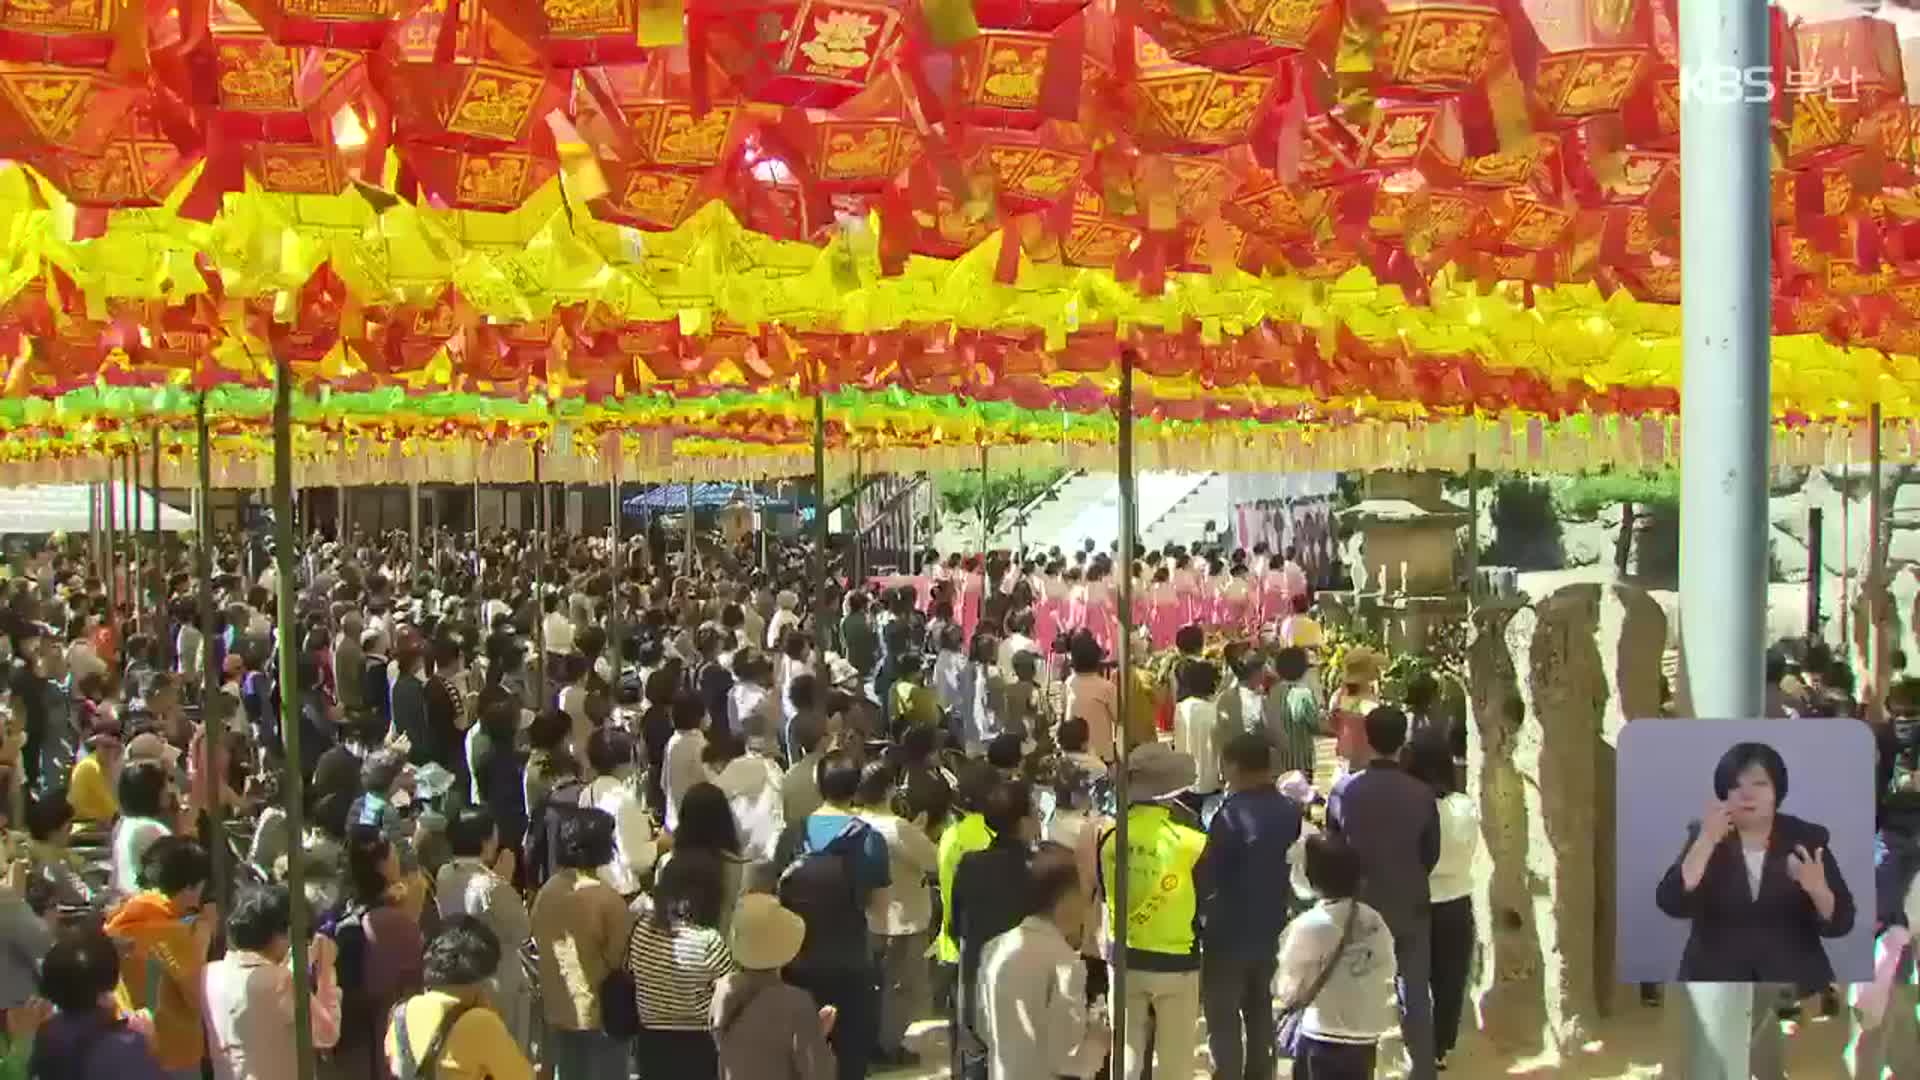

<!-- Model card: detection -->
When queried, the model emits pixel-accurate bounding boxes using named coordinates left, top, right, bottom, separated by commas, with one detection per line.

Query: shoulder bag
left=1274, top=899, right=1361, bottom=1059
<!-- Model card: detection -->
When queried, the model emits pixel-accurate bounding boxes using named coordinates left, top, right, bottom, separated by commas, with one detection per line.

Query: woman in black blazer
left=1655, top=741, right=1854, bottom=984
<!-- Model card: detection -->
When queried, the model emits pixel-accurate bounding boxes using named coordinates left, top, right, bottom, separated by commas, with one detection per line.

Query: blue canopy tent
left=622, top=483, right=794, bottom=518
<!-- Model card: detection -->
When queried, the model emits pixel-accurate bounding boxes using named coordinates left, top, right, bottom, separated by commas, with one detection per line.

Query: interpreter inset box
left=1615, top=718, right=1873, bottom=984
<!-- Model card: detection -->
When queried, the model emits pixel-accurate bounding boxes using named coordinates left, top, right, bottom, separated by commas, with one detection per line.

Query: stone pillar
left=1467, top=582, right=1663, bottom=1062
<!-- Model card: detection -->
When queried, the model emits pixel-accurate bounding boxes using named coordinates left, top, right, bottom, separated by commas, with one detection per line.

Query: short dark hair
left=1273, top=646, right=1309, bottom=682
left=26, top=792, right=73, bottom=841
left=1057, top=717, right=1089, bottom=753
left=1303, top=832, right=1362, bottom=899
left=1174, top=625, right=1204, bottom=655
left=556, top=806, right=616, bottom=870
left=1712, top=741, right=1789, bottom=803
left=446, top=807, right=499, bottom=859
left=360, top=749, right=408, bottom=795
left=528, top=709, right=573, bottom=752
left=118, top=759, right=170, bottom=819
left=1403, top=733, right=1456, bottom=795
left=139, top=836, right=210, bottom=897
left=39, top=928, right=122, bottom=1011
left=1222, top=733, right=1271, bottom=775
left=673, top=695, right=706, bottom=731
left=986, top=733, right=1025, bottom=771
left=1364, top=705, right=1409, bottom=758
left=424, top=915, right=502, bottom=987
left=788, top=673, right=821, bottom=714
left=817, top=751, right=863, bottom=804
left=227, top=885, right=293, bottom=952
left=856, top=761, right=899, bottom=808
left=982, top=779, right=1033, bottom=837
left=1026, top=841, right=1081, bottom=916
left=587, top=727, right=635, bottom=775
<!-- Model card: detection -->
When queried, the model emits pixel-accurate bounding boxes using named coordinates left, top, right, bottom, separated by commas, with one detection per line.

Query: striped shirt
left=627, top=917, right=735, bottom=1031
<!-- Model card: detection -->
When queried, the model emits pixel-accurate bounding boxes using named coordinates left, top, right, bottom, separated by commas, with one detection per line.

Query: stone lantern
left=1336, top=470, right=1471, bottom=652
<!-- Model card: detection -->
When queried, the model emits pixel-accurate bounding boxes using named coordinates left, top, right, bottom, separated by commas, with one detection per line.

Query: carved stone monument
left=1465, top=581, right=1666, bottom=1064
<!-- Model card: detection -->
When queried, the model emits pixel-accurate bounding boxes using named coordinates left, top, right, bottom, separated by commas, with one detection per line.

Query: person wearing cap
left=711, top=894, right=837, bottom=1080
left=1098, top=742, right=1210, bottom=1080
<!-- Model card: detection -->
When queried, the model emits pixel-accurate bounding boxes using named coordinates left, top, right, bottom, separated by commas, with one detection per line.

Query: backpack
left=776, top=819, right=875, bottom=976
left=325, top=904, right=371, bottom=996
left=524, top=777, right=587, bottom=888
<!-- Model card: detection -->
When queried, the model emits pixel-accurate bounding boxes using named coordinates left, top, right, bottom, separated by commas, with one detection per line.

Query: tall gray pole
left=150, top=427, right=161, bottom=614
left=1110, top=345, right=1137, bottom=1080
left=409, top=480, right=422, bottom=584
left=813, top=387, right=831, bottom=641
left=194, top=395, right=227, bottom=909
left=104, top=455, right=118, bottom=617
left=129, top=441, right=142, bottom=631
left=609, top=472, right=622, bottom=671
left=534, top=456, right=548, bottom=707
left=270, top=352, right=314, bottom=1080
left=978, top=444, right=988, bottom=554
left=1676, top=0, right=1771, bottom=1070
left=1870, top=405, right=1888, bottom=721
left=1466, top=453, right=1480, bottom=600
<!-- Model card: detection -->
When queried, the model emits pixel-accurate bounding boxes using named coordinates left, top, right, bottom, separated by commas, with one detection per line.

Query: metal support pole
left=1676, top=0, right=1771, bottom=1067
left=130, top=439, right=143, bottom=630
left=150, top=426, right=161, bottom=613
left=270, top=353, right=314, bottom=1080
left=336, top=483, right=347, bottom=542
left=1466, top=453, right=1480, bottom=600
left=534, top=456, right=547, bottom=708
left=409, top=480, right=422, bottom=585
left=1110, top=345, right=1137, bottom=1080
left=685, top=475, right=696, bottom=574
left=1842, top=433, right=1853, bottom=650
left=1871, top=405, right=1888, bottom=721
left=757, top=474, right=769, bottom=573
left=195, top=395, right=227, bottom=909
left=978, top=443, right=989, bottom=554
left=88, top=481, right=100, bottom=575
left=812, top=385, right=831, bottom=639
left=609, top=472, right=622, bottom=670
left=1808, top=508, right=1824, bottom=640
left=104, top=455, right=118, bottom=617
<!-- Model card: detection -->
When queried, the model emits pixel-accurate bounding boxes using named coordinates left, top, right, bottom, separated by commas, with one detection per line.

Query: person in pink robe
left=1172, top=554, right=1203, bottom=626
left=1080, top=564, right=1117, bottom=655
left=1217, top=563, right=1255, bottom=633
left=1148, top=568, right=1184, bottom=650
left=957, top=556, right=984, bottom=646
left=1034, top=561, right=1068, bottom=654
left=1259, top=553, right=1292, bottom=631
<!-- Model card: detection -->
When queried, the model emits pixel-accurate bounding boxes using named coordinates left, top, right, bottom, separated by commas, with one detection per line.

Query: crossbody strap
left=1286, top=900, right=1361, bottom=1012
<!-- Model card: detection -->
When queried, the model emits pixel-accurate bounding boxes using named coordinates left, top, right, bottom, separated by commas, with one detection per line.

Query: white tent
left=0, top=485, right=192, bottom=535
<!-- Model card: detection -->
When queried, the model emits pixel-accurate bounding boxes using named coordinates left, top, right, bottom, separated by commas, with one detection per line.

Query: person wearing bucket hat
left=1330, top=647, right=1385, bottom=775
left=1097, top=743, right=1208, bottom=1080
left=711, top=898, right=838, bottom=1080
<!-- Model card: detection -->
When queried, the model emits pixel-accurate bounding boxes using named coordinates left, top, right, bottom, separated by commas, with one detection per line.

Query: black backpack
left=776, top=819, right=874, bottom=976
left=524, top=777, right=587, bottom=887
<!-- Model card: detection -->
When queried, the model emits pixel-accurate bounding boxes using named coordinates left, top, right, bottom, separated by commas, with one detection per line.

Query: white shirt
left=1275, top=899, right=1400, bottom=1044
left=766, top=609, right=799, bottom=651
left=542, top=612, right=574, bottom=655
left=1430, top=792, right=1479, bottom=904
left=662, top=729, right=709, bottom=833
left=1173, top=698, right=1222, bottom=795
left=1743, top=847, right=1766, bottom=901
left=858, top=811, right=940, bottom=936
left=708, top=754, right=786, bottom=862
left=978, top=916, right=1106, bottom=1079
left=582, top=775, right=657, bottom=896
left=999, top=633, right=1038, bottom=674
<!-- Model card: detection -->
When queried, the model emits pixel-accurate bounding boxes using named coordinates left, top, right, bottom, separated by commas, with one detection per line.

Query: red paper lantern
left=1118, top=32, right=1281, bottom=153
left=365, top=289, right=463, bottom=380
left=27, top=94, right=200, bottom=208
left=592, top=160, right=726, bottom=230
left=949, top=29, right=1065, bottom=129
left=1517, top=0, right=1652, bottom=125
left=382, top=57, right=568, bottom=150
left=694, top=0, right=905, bottom=107
left=0, top=63, right=139, bottom=155
left=476, top=0, right=650, bottom=67
left=0, top=0, right=134, bottom=68
left=228, top=0, right=415, bottom=48
left=466, top=318, right=557, bottom=391
left=906, top=188, right=997, bottom=258
left=955, top=120, right=1093, bottom=213
left=1119, top=0, right=1340, bottom=72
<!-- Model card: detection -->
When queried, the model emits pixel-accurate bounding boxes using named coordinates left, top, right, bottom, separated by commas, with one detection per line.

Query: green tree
left=1555, top=468, right=1680, bottom=577
left=936, top=468, right=1064, bottom=540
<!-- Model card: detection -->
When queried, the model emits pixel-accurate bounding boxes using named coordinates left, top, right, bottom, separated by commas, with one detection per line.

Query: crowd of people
left=0, top=514, right=1492, bottom=1080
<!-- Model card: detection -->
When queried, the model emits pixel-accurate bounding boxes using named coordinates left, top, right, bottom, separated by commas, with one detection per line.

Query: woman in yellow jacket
left=105, top=836, right=216, bottom=1080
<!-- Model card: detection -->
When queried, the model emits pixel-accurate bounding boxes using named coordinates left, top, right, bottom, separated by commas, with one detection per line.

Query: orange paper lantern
left=228, top=0, right=415, bottom=48
left=1517, top=0, right=1652, bottom=125
left=476, top=0, right=650, bottom=67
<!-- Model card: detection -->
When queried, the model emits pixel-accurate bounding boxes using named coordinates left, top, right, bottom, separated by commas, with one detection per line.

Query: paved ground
left=875, top=998, right=1854, bottom=1078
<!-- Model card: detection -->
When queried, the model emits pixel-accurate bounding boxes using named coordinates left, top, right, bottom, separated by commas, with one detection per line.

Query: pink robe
left=1080, top=581, right=1116, bottom=654
left=1148, top=582, right=1185, bottom=650
left=1216, top=579, right=1254, bottom=633
left=1034, top=576, right=1066, bottom=651
left=958, top=571, right=984, bottom=645
left=1173, top=567, right=1202, bottom=626
left=1257, top=570, right=1290, bottom=629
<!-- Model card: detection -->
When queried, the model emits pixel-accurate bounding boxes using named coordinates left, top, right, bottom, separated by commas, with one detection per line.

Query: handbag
left=1274, top=899, right=1361, bottom=1059
left=599, top=917, right=646, bottom=1038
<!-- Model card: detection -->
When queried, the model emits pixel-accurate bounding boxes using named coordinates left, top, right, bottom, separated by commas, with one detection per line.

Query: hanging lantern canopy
left=1116, top=30, right=1283, bottom=153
